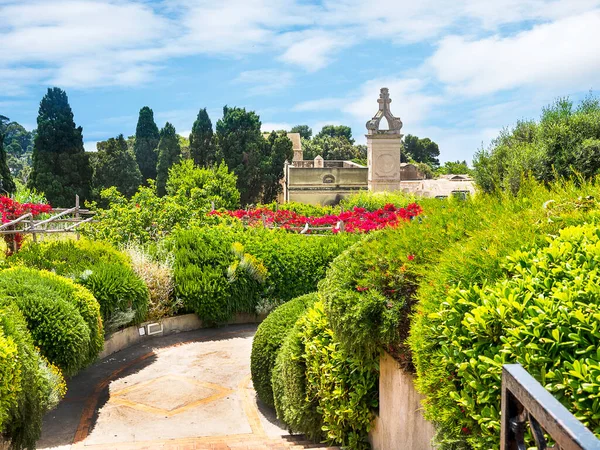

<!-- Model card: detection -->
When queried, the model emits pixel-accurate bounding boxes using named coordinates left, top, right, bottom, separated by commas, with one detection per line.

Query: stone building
left=282, top=88, right=474, bottom=205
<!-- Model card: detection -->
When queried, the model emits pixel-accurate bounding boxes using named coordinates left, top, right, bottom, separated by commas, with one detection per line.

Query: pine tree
left=28, top=88, right=92, bottom=207
left=133, top=106, right=160, bottom=183
left=189, top=108, right=216, bottom=167
left=156, top=122, right=181, bottom=197
left=93, top=134, right=143, bottom=197
left=0, top=115, right=16, bottom=195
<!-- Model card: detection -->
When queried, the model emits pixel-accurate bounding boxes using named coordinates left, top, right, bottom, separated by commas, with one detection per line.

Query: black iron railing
left=501, top=364, right=600, bottom=450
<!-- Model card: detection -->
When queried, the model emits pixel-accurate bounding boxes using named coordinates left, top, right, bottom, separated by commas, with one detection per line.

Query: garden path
left=37, top=325, right=336, bottom=450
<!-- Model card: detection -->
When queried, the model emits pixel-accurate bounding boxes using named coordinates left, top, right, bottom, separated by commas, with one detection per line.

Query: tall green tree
left=133, top=106, right=160, bottom=183
left=315, top=125, right=354, bottom=144
left=0, top=115, right=16, bottom=195
left=28, top=88, right=92, bottom=207
left=302, top=135, right=360, bottom=161
left=156, top=122, right=181, bottom=197
left=262, top=131, right=293, bottom=203
left=290, top=125, right=312, bottom=140
left=403, top=134, right=440, bottom=168
left=189, top=108, right=216, bottom=167
left=93, top=134, right=142, bottom=198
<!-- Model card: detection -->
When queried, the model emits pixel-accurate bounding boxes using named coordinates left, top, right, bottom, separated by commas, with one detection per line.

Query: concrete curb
left=98, top=312, right=266, bottom=360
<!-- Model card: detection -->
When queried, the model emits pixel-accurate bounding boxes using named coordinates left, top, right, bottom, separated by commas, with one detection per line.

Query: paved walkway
left=38, top=325, right=335, bottom=450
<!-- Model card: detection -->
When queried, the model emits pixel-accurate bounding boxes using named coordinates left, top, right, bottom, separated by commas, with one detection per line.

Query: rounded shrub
left=0, top=327, right=20, bottom=431
left=416, top=224, right=600, bottom=448
left=0, top=268, right=94, bottom=376
left=272, top=302, right=379, bottom=449
left=251, top=293, right=317, bottom=408
left=0, top=303, right=66, bottom=450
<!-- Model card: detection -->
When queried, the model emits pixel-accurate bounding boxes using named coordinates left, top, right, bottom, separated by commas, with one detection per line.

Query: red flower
left=407, top=254, right=415, bottom=261
left=356, top=286, right=369, bottom=292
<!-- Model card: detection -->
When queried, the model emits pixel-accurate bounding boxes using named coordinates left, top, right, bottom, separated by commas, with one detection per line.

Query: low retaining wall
left=98, top=312, right=266, bottom=360
left=369, top=352, right=436, bottom=450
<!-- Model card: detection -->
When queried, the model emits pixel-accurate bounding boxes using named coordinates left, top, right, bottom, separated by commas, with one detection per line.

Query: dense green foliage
left=473, top=95, right=600, bottom=194
left=28, top=87, right=92, bottom=207
left=133, top=106, right=160, bottom=183
left=290, top=125, right=312, bottom=140
left=403, top=134, right=440, bottom=168
left=173, top=225, right=359, bottom=324
left=156, top=122, right=181, bottom=197
left=0, top=303, right=66, bottom=450
left=86, top=161, right=240, bottom=245
left=216, top=107, right=293, bottom=205
left=93, top=134, right=142, bottom=198
left=0, top=115, right=16, bottom=194
left=1, top=120, right=34, bottom=184
left=302, top=135, right=364, bottom=161
left=9, top=239, right=146, bottom=330
left=189, top=108, right=216, bottom=167
left=251, top=293, right=317, bottom=408
left=272, top=302, right=378, bottom=449
left=419, top=224, right=600, bottom=448
left=315, top=125, right=354, bottom=144
left=0, top=268, right=97, bottom=376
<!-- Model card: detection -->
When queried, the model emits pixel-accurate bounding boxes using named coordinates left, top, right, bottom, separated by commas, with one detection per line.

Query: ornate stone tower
left=366, top=88, right=403, bottom=192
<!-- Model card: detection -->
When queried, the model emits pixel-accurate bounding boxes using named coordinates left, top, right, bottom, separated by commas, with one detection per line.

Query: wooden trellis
left=0, top=196, right=96, bottom=252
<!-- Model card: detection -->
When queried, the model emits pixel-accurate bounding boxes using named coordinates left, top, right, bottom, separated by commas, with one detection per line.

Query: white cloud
left=427, top=10, right=600, bottom=96
left=293, top=98, right=341, bottom=112
left=279, top=30, right=353, bottom=72
left=84, top=141, right=99, bottom=152
left=234, top=69, right=294, bottom=96
left=261, top=122, right=292, bottom=132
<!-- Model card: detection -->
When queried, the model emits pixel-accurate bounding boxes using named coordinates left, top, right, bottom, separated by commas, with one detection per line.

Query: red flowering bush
left=0, top=196, right=52, bottom=254
left=210, top=203, right=422, bottom=233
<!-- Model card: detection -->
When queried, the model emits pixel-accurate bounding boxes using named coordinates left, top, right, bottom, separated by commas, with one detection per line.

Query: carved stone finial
left=366, top=87, right=403, bottom=135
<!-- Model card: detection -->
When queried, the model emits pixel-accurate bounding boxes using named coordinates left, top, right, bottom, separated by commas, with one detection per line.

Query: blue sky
left=1, top=0, right=599, bottom=163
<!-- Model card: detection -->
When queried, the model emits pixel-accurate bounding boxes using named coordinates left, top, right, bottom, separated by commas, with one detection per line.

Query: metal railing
left=501, top=364, right=600, bottom=450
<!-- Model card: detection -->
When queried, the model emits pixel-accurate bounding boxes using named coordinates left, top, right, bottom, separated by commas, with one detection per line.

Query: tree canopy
left=403, top=134, right=440, bottom=168
left=189, top=108, right=216, bottom=167
left=93, top=134, right=142, bottom=198
left=133, top=106, right=160, bottom=184
left=28, top=87, right=92, bottom=207
left=473, top=94, right=600, bottom=194
left=262, top=131, right=293, bottom=203
left=156, top=122, right=181, bottom=197
left=302, top=135, right=363, bottom=161
left=0, top=115, right=16, bottom=195
left=315, top=125, right=354, bottom=144
left=290, top=125, right=312, bottom=140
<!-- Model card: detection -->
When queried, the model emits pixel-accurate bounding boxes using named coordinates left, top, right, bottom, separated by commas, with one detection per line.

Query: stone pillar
left=314, top=155, right=324, bottom=168
left=366, top=88, right=403, bottom=193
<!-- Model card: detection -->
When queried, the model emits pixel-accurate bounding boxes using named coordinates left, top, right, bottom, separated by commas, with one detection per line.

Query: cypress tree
left=189, top=108, right=216, bottom=167
left=262, top=131, right=293, bottom=203
left=156, top=122, right=181, bottom=197
left=28, top=88, right=92, bottom=207
left=93, top=134, right=143, bottom=198
left=133, top=106, right=160, bottom=183
left=0, top=115, right=16, bottom=195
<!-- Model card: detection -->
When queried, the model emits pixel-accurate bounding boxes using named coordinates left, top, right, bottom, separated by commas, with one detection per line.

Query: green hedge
left=0, top=304, right=66, bottom=450
left=9, top=239, right=148, bottom=330
left=272, top=302, right=378, bottom=449
left=415, top=224, right=600, bottom=448
left=251, top=293, right=317, bottom=408
left=0, top=268, right=100, bottom=376
left=173, top=225, right=359, bottom=324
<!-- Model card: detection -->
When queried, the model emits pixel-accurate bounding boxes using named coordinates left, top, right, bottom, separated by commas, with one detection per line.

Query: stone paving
left=37, top=325, right=336, bottom=450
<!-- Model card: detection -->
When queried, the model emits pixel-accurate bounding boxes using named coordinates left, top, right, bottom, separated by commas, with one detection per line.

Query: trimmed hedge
left=9, top=239, right=148, bottom=329
left=251, top=293, right=317, bottom=408
left=0, top=268, right=101, bottom=376
left=272, top=302, right=378, bottom=449
left=174, top=225, right=359, bottom=324
left=0, top=304, right=66, bottom=450
left=416, top=224, right=600, bottom=448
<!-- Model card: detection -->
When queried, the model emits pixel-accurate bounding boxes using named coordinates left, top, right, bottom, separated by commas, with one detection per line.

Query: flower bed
left=210, top=203, right=423, bottom=233
left=0, top=196, right=52, bottom=254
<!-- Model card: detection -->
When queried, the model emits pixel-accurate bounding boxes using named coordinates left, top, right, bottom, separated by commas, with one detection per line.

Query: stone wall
left=287, top=166, right=368, bottom=205
left=369, top=352, right=436, bottom=450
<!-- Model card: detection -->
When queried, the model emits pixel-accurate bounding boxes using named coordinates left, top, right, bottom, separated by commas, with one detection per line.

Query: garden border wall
left=98, top=312, right=266, bottom=360
left=369, top=351, right=436, bottom=450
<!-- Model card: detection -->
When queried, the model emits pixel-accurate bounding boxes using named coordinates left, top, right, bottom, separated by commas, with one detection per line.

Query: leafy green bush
left=0, top=303, right=66, bottom=450
left=251, top=293, right=317, bottom=408
left=173, top=225, right=359, bottom=324
left=79, top=263, right=149, bottom=330
left=272, top=302, right=378, bottom=448
left=0, top=326, right=19, bottom=431
left=417, top=224, right=600, bottom=448
left=0, top=267, right=96, bottom=375
left=340, top=190, right=415, bottom=211
left=10, top=239, right=148, bottom=330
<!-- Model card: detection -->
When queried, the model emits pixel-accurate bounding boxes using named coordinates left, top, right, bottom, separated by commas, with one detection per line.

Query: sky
left=1, top=0, right=599, bottom=164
